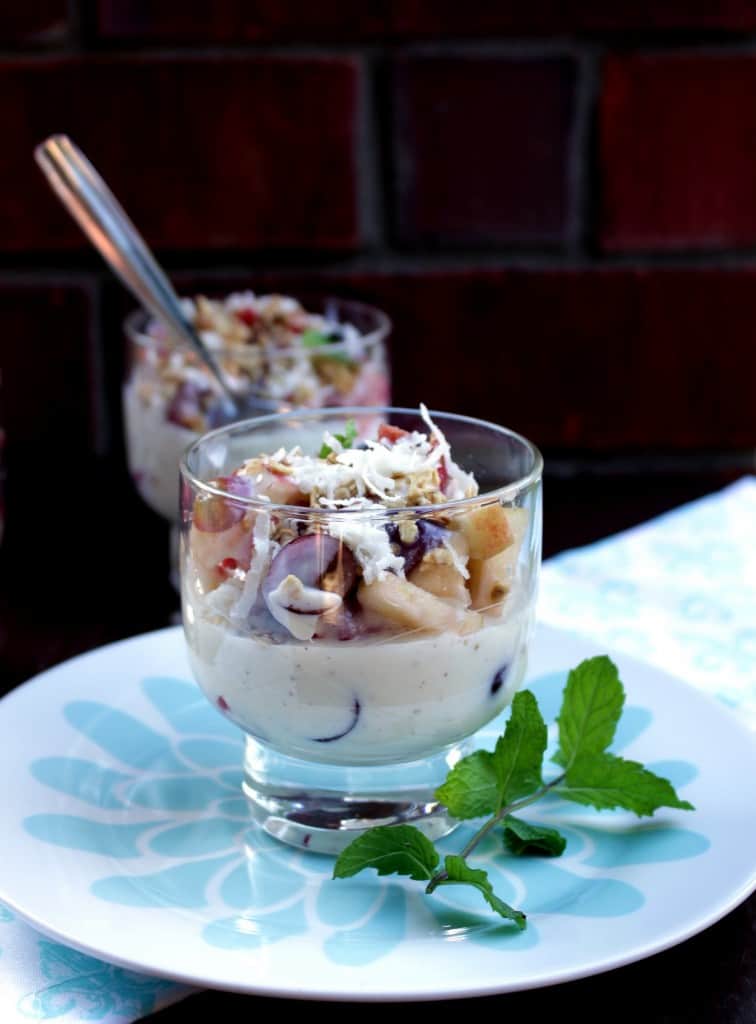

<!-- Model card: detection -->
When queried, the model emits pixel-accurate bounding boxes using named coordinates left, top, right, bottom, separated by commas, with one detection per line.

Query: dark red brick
left=392, top=56, right=576, bottom=246
left=95, top=0, right=388, bottom=42
left=376, top=268, right=756, bottom=449
left=104, top=268, right=756, bottom=451
left=0, top=282, right=97, bottom=537
left=601, top=55, right=756, bottom=250
left=390, top=1, right=756, bottom=35
left=570, top=0, right=756, bottom=30
left=0, top=2, right=68, bottom=46
left=0, top=56, right=360, bottom=253
left=93, top=1, right=756, bottom=41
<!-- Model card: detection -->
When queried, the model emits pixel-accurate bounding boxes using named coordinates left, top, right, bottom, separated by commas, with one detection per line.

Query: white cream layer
left=123, top=382, right=194, bottom=522
left=183, top=582, right=534, bottom=766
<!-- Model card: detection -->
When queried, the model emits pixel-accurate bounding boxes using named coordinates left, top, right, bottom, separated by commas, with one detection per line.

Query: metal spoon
left=34, top=134, right=257, bottom=423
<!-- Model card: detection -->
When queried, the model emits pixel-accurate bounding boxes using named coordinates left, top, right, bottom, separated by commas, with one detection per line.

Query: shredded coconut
left=420, top=403, right=478, bottom=500
left=332, top=519, right=405, bottom=583
left=442, top=536, right=471, bottom=580
left=286, top=423, right=451, bottom=510
left=231, top=512, right=278, bottom=623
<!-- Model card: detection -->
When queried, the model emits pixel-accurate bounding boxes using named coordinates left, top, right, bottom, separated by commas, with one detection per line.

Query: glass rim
left=180, top=405, right=544, bottom=517
left=123, top=295, right=392, bottom=357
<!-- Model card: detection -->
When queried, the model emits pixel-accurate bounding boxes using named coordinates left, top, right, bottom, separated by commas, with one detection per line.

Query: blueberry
left=385, top=518, right=448, bottom=575
left=312, top=697, right=361, bottom=743
left=166, top=380, right=211, bottom=428
left=491, top=664, right=510, bottom=697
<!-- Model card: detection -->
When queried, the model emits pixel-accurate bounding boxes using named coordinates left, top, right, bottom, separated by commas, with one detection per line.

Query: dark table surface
left=1, top=462, right=754, bottom=1024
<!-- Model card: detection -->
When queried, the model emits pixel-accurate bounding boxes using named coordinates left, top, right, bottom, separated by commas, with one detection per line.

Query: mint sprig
left=501, top=815, right=567, bottom=857
left=557, top=753, right=694, bottom=815
left=333, top=824, right=438, bottom=882
left=429, top=856, right=526, bottom=929
left=319, top=419, right=358, bottom=458
left=333, top=656, right=694, bottom=927
left=434, top=750, right=498, bottom=820
left=554, top=655, right=625, bottom=769
left=435, top=689, right=546, bottom=819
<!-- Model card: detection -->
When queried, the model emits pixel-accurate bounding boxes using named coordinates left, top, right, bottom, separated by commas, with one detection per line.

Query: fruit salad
left=181, top=408, right=538, bottom=767
left=123, top=293, right=390, bottom=521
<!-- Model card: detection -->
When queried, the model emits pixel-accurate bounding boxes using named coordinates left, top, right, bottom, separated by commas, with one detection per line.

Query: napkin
left=539, top=475, right=756, bottom=729
left=0, top=904, right=191, bottom=1021
left=2, top=475, right=755, bottom=1021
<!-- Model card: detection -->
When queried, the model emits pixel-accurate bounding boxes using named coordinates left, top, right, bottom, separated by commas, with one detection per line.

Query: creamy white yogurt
left=123, top=382, right=193, bottom=522
left=183, top=581, right=534, bottom=766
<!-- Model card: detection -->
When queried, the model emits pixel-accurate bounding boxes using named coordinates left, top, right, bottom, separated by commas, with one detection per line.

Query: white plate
left=0, top=624, right=754, bottom=1001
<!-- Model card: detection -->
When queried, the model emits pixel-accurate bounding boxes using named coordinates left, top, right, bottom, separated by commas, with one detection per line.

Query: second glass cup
left=123, top=294, right=392, bottom=524
left=180, top=407, right=542, bottom=853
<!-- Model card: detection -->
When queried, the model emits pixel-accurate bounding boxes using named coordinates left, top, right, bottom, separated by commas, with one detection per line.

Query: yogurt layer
left=123, top=381, right=193, bottom=521
left=185, top=582, right=533, bottom=765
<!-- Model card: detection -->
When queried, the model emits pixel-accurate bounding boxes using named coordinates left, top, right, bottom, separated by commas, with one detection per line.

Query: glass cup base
left=242, top=736, right=471, bottom=855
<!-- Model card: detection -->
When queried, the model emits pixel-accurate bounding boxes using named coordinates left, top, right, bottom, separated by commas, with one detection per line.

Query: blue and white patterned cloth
left=540, top=476, right=756, bottom=730
left=0, top=909, right=190, bottom=1021
left=1, top=475, right=754, bottom=1021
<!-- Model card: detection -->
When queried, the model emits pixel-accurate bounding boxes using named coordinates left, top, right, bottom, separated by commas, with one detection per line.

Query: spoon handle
left=34, top=134, right=236, bottom=412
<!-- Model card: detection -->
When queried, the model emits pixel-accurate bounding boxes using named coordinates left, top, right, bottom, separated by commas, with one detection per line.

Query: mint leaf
left=319, top=418, right=358, bottom=459
left=557, top=753, right=695, bottom=817
left=435, top=750, right=498, bottom=819
left=554, top=656, right=625, bottom=769
left=336, top=419, right=357, bottom=449
left=433, top=856, right=526, bottom=929
left=502, top=816, right=567, bottom=857
left=333, top=824, right=439, bottom=882
left=492, top=690, right=547, bottom=806
left=301, top=328, right=329, bottom=348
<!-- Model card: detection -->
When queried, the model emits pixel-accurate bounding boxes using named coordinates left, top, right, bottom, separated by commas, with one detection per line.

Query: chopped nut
left=424, top=547, right=453, bottom=566
left=398, top=520, right=419, bottom=545
left=272, top=525, right=298, bottom=546
left=264, top=459, right=294, bottom=475
left=194, top=296, right=217, bottom=330
left=312, top=354, right=358, bottom=395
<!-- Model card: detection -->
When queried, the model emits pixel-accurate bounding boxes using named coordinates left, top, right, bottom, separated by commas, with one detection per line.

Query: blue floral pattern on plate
left=22, top=671, right=707, bottom=966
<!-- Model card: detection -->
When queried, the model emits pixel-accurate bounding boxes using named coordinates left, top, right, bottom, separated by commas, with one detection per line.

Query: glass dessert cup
left=180, top=407, right=542, bottom=853
left=123, top=294, right=391, bottom=526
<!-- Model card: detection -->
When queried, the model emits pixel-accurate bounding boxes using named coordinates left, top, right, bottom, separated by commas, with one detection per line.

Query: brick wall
left=2, top=2, right=756, bottom=538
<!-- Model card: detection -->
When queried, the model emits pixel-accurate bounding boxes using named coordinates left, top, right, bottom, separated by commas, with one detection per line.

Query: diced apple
left=189, top=520, right=254, bottom=592
left=378, top=423, right=410, bottom=445
left=358, top=574, right=481, bottom=635
left=240, top=459, right=308, bottom=505
left=468, top=508, right=528, bottom=612
left=455, top=502, right=515, bottom=560
left=409, top=558, right=471, bottom=607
